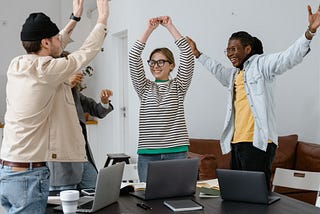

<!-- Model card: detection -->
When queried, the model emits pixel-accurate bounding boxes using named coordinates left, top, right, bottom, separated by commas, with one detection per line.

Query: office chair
left=272, top=168, right=320, bottom=206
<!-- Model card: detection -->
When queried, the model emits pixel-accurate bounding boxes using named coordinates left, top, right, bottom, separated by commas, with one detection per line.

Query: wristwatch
left=70, top=13, right=81, bottom=22
left=307, top=26, right=316, bottom=37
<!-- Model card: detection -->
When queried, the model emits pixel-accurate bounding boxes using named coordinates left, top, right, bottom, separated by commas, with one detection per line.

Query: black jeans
left=230, top=142, right=277, bottom=191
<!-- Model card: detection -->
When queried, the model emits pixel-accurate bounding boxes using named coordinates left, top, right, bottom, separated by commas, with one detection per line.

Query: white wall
left=0, top=0, right=319, bottom=168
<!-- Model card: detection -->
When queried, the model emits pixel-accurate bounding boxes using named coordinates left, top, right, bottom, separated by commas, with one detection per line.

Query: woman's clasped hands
left=148, top=16, right=173, bottom=30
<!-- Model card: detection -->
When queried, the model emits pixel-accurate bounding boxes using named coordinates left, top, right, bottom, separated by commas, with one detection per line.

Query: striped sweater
left=129, top=37, right=194, bottom=150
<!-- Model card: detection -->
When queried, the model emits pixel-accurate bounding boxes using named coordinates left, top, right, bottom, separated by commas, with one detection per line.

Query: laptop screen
left=216, top=169, right=272, bottom=204
left=145, top=158, right=199, bottom=200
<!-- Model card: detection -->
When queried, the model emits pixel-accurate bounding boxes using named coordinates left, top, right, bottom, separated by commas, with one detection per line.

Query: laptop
left=130, top=158, right=199, bottom=200
left=216, top=169, right=280, bottom=205
left=54, top=162, right=125, bottom=213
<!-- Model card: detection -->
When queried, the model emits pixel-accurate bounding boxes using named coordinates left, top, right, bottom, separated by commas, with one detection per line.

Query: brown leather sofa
left=188, top=134, right=320, bottom=205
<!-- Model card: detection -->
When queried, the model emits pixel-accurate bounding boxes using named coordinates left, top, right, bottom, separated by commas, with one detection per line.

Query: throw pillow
left=295, top=141, right=320, bottom=172
left=188, top=151, right=217, bottom=180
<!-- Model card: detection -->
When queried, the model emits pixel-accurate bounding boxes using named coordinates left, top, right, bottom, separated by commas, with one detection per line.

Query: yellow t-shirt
left=232, top=70, right=254, bottom=143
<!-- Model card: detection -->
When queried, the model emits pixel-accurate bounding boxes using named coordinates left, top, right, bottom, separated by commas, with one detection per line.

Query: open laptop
left=54, top=162, right=125, bottom=213
left=130, top=158, right=199, bottom=200
left=216, top=169, right=280, bottom=205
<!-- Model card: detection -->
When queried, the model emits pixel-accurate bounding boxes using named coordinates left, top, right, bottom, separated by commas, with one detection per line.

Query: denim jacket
left=198, top=34, right=311, bottom=154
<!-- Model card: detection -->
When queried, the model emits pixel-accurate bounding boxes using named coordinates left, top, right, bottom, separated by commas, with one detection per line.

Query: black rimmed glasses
left=147, top=59, right=170, bottom=67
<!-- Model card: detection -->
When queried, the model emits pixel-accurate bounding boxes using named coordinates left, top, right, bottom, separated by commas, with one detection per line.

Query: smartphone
left=81, top=188, right=95, bottom=196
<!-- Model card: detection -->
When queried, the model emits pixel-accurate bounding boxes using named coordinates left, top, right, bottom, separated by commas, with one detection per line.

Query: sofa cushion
left=188, top=139, right=231, bottom=179
left=188, top=152, right=217, bottom=180
left=272, top=134, right=298, bottom=173
left=295, top=141, right=320, bottom=172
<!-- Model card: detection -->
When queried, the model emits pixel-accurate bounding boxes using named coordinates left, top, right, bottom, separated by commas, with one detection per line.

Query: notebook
left=216, top=169, right=280, bottom=205
left=54, top=162, right=125, bottom=213
left=130, top=158, right=199, bottom=200
left=164, top=199, right=203, bottom=212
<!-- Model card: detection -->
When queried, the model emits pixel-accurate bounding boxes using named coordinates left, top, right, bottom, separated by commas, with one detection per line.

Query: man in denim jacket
left=186, top=5, right=320, bottom=190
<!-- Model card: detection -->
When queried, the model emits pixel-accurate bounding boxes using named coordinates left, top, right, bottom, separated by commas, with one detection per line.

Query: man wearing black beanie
left=20, top=12, right=60, bottom=42
left=0, top=0, right=110, bottom=213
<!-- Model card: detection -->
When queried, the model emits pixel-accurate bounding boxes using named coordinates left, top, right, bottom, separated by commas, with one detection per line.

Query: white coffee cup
left=60, top=190, right=79, bottom=214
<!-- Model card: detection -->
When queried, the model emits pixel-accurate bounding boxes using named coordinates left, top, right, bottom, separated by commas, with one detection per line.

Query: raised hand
left=157, top=16, right=182, bottom=41
left=186, top=36, right=201, bottom=58
left=308, top=5, right=320, bottom=32
left=148, top=18, right=160, bottom=31
left=138, top=17, right=160, bottom=43
left=63, top=0, right=84, bottom=34
left=72, top=0, right=84, bottom=17
left=158, top=16, right=173, bottom=28
left=97, top=0, right=109, bottom=25
left=100, top=89, right=113, bottom=104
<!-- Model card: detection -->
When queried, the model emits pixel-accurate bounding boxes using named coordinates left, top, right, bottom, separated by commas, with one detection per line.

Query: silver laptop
left=130, top=158, right=199, bottom=200
left=54, top=162, right=125, bottom=213
left=216, top=169, right=280, bottom=205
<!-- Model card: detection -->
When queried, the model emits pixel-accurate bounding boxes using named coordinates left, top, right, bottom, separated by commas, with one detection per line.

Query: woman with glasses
left=129, top=16, right=194, bottom=182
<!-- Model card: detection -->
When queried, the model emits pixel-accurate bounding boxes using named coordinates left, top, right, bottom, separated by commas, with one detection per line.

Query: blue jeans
left=138, top=152, right=187, bottom=182
left=49, top=184, right=77, bottom=191
left=49, top=161, right=97, bottom=191
left=78, top=161, right=97, bottom=189
left=0, top=165, right=50, bottom=214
